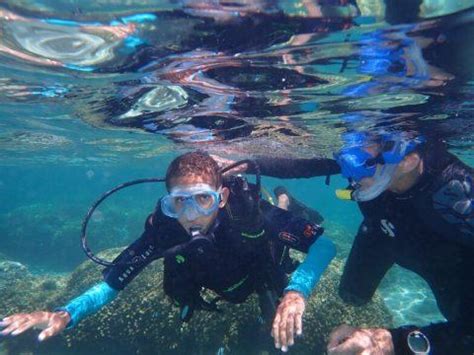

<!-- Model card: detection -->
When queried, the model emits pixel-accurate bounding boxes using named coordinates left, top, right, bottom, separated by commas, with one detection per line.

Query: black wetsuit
left=103, top=178, right=323, bottom=323
left=254, top=143, right=474, bottom=354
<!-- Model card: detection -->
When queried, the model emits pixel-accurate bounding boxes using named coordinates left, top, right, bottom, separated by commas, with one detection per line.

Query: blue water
left=1, top=0, right=473, bottom=354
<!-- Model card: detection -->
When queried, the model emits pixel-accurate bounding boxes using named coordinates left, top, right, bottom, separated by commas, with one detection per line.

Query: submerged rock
left=0, top=260, right=30, bottom=296
left=1, top=249, right=392, bottom=354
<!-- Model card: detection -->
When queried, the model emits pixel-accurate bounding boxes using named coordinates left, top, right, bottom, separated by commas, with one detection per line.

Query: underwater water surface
left=0, top=0, right=473, bottom=354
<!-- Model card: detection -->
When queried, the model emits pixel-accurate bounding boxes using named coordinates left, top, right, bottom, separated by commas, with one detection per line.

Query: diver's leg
left=273, top=186, right=324, bottom=224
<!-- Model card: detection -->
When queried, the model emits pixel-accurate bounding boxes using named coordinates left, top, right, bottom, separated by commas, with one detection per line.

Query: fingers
left=10, top=320, right=36, bottom=336
left=0, top=318, right=30, bottom=336
left=327, top=324, right=356, bottom=349
left=327, top=328, right=374, bottom=355
left=278, top=308, right=289, bottom=352
left=286, top=312, right=295, bottom=348
left=1, top=316, right=12, bottom=325
left=282, top=307, right=304, bottom=351
left=327, top=333, right=367, bottom=355
left=272, top=292, right=305, bottom=352
left=37, top=314, right=68, bottom=342
left=271, top=312, right=281, bottom=348
left=0, top=312, right=61, bottom=340
left=1, top=314, right=26, bottom=326
left=277, top=305, right=297, bottom=352
left=38, top=324, right=60, bottom=342
left=1, top=314, right=31, bottom=335
left=295, top=311, right=303, bottom=336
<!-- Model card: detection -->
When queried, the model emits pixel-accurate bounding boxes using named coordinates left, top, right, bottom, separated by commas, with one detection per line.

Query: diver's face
left=350, top=145, right=403, bottom=201
left=169, top=175, right=228, bottom=235
left=358, top=145, right=423, bottom=192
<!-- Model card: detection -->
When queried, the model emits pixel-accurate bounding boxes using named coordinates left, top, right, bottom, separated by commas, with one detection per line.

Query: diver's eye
left=365, top=158, right=378, bottom=168
left=173, top=196, right=188, bottom=208
left=364, top=153, right=384, bottom=168
left=195, top=193, right=214, bottom=208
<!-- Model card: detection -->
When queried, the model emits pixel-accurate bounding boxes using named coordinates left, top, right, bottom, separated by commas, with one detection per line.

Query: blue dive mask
left=334, top=135, right=423, bottom=201
left=335, top=146, right=378, bottom=183
left=336, top=136, right=422, bottom=182
left=161, top=184, right=221, bottom=220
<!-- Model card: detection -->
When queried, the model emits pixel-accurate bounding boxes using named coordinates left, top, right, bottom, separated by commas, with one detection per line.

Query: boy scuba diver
left=0, top=151, right=335, bottom=352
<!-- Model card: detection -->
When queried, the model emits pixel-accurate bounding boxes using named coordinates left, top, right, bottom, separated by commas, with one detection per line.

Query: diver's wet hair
left=166, top=151, right=222, bottom=190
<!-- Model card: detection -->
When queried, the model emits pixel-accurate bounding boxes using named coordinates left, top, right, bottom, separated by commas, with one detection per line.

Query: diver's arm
left=271, top=236, right=335, bottom=351
left=260, top=199, right=336, bottom=296
left=431, top=161, right=474, bottom=248
left=0, top=281, right=118, bottom=341
left=56, top=281, right=118, bottom=328
left=102, top=214, right=162, bottom=290
left=0, top=213, right=163, bottom=340
left=56, top=214, right=162, bottom=328
left=57, top=213, right=164, bottom=328
left=285, top=236, right=336, bottom=299
left=251, top=156, right=340, bottom=178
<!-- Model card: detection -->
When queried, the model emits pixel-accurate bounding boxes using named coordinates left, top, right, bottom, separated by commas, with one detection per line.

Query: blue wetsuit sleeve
left=56, top=281, right=119, bottom=328
left=285, top=236, right=336, bottom=299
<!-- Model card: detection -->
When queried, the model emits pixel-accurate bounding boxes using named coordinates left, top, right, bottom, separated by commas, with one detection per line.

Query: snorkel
left=335, top=134, right=424, bottom=202
left=351, top=163, right=399, bottom=202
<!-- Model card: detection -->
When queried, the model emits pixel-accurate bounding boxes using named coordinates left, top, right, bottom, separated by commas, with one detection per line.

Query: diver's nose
left=183, top=205, right=200, bottom=221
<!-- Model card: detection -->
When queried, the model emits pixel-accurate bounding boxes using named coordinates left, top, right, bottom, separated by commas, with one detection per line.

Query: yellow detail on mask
left=335, top=189, right=353, bottom=200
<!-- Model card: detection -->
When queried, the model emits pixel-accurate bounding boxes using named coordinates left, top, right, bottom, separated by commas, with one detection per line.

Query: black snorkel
left=80, top=159, right=260, bottom=267
left=80, top=177, right=165, bottom=266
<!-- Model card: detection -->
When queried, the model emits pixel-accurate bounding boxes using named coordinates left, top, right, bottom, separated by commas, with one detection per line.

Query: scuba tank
left=224, top=174, right=265, bottom=238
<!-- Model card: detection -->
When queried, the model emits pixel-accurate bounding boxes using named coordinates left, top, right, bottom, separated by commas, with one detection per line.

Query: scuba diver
left=214, top=132, right=474, bottom=354
left=0, top=151, right=335, bottom=353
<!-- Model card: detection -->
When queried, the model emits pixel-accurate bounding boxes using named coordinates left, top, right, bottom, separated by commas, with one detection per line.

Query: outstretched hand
left=0, top=311, right=70, bottom=341
left=327, top=324, right=395, bottom=355
left=271, top=291, right=306, bottom=352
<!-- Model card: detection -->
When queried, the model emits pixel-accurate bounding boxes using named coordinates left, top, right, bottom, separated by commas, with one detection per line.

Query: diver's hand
left=271, top=291, right=305, bottom=352
left=210, top=155, right=248, bottom=175
left=327, top=325, right=394, bottom=355
left=0, top=311, right=70, bottom=341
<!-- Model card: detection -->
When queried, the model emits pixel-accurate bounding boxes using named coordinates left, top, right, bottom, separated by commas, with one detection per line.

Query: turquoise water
left=1, top=1, right=473, bottom=354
